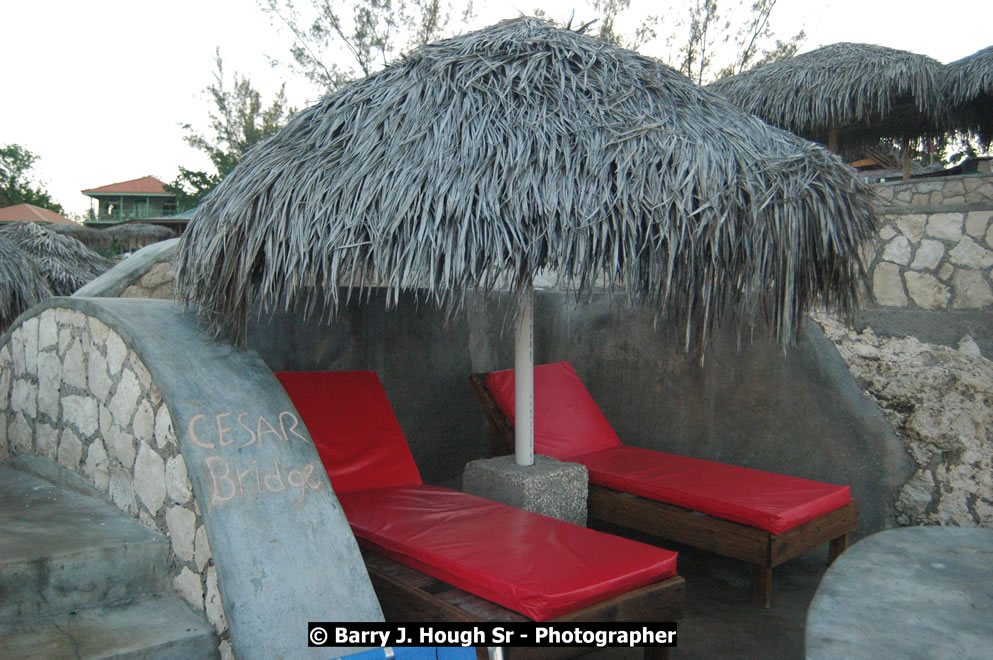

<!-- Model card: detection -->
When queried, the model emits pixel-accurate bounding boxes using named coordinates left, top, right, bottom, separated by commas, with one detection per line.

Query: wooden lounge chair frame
left=364, top=548, right=684, bottom=660
left=469, top=373, right=858, bottom=608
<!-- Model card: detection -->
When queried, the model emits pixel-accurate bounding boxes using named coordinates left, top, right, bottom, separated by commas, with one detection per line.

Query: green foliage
left=915, top=134, right=987, bottom=169
left=164, top=167, right=223, bottom=212
left=0, top=144, right=66, bottom=214
left=171, top=51, right=295, bottom=209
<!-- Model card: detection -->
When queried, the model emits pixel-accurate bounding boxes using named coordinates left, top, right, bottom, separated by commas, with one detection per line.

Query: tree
left=258, top=1, right=801, bottom=94
left=0, top=144, right=66, bottom=214
left=581, top=0, right=803, bottom=84
left=260, top=0, right=476, bottom=93
left=168, top=51, right=295, bottom=209
left=166, top=167, right=222, bottom=213
left=674, top=0, right=804, bottom=84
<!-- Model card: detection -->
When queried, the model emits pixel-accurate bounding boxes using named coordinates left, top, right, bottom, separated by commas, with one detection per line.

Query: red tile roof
left=0, top=203, right=77, bottom=225
left=81, top=175, right=171, bottom=195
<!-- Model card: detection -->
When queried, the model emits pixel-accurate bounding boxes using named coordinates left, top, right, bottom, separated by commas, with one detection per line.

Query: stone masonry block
left=872, top=262, right=907, bottom=306
left=463, top=454, right=588, bottom=526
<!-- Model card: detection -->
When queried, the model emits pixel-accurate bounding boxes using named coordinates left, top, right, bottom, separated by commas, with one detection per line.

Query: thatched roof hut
left=943, top=45, right=993, bottom=148
left=707, top=43, right=946, bottom=153
left=0, top=236, right=52, bottom=333
left=0, top=222, right=114, bottom=296
left=177, top=18, right=877, bottom=348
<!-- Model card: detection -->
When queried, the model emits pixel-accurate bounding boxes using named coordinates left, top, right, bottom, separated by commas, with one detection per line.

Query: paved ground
left=441, top=474, right=833, bottom=660
left=586, top=538, right=832, bottom=659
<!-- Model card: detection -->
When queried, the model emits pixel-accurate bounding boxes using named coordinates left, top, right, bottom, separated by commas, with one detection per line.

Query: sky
left=2, top=0, right=991, bottom=217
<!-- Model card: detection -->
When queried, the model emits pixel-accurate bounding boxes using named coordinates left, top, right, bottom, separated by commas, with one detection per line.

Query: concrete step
left=0, top=594, right=216, bottom=659
left=0, top=463, right=170, bottom=621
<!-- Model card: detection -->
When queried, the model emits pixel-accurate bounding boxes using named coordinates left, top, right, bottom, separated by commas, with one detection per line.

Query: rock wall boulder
left=817, top=315, right=993, bottom=527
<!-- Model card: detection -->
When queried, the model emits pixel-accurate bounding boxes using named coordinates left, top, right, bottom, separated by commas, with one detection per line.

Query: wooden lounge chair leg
left=749, top=564, right=772, bottom=608
left=828, top=533, right=849, bottom=563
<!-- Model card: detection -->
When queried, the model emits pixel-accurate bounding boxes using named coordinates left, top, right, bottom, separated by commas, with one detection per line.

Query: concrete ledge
left=463, top=454, right=588, bottom=525
left=74, top=239, right=178, bottom=298
left=878, top=202, right=993, bottom=216
left=856, top=308, right=993, bottom=357
left=806, top=527, right=993, bottom=659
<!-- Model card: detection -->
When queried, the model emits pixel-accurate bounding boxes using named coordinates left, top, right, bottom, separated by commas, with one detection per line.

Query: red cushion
left=275, top=371, right=422, bottom=493
left=484, top=361, right=852, bottom=534
left=485, top=362, right=622, bottom=459
left=577, top=446, right=851, bottom=534
left=339, top=484, right=678, bottom=621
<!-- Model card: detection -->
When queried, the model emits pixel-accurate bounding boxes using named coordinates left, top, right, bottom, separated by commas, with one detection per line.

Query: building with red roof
left=81, top=176, right=177, bottom=226
left=0, top=203, right=77, bottom=225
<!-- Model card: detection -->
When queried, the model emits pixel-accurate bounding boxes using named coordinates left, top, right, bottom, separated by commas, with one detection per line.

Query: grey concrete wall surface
left=248, top=289, right=912, bottom=536
left=856, top=307, right=993, bottom=358
left=1, top=297, right=382, bottom=659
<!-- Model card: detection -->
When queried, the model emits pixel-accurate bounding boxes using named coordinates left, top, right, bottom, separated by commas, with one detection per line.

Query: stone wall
left=75, top=238, right=179, bottom=300
left=0, top=307, right=232, bottom=659
left=120, top=258, right=176, bottom=299
left=2, top=298, right=382, bottom=658
left=875, top=174, right=993, bottom=208
left=817, top=315, right=993, bottom=528
left=868, top=175, right=993, bottom=311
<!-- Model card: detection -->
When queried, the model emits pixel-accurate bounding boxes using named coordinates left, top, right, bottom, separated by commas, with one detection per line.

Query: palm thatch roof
left=49, top=222, right=177, bottom=257
left=943, top=45, right=993, bottom=148
left=0, top=222, right=114, bottom=296
left=707, top=43, right=946, bottom=150
left=177, top=17, right=878, bottom=348
left=0, top=237, right=52, bottom=333
left=105, top=223, right=178, bottom=252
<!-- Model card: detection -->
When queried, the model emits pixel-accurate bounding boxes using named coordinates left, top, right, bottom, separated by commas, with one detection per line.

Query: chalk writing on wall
left=188, top=411, right=309, bottom=449
left=188, top=410, right=324, bottom=510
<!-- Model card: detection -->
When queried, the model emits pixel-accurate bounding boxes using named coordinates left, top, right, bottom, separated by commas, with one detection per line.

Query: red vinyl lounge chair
left=469, top=361, right=858, bottom=607
left=276, top=370, right=684, bottom=659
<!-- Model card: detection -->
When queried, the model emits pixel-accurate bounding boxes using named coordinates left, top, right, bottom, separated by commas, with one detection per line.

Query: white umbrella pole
left=514, top=283, right=535, bottom=466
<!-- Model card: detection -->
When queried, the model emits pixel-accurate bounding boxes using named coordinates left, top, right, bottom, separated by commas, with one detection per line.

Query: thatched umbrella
left=47, top=223, right=108, bottom=250
left=0, top=236, right=53, bottom=333
left=106, top=223, right=177, bottom=252
left=0, top=222, right=114, bottom=296
left=707, top=43, right=946, bottom=176
left=177, top=18, right=878, bottom=464
left=943, top=45, right=993, bottom=148
left=49, top=222, right=176, bottom=257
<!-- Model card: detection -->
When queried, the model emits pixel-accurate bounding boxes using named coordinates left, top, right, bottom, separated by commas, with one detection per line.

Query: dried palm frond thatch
left=0, top=236, right=53, bottom=332
left=943, top=45, right=993, bottom=148
left=49, top=223, right=176, bottom=257
left=106, top=223, right=177, bottom=253
left=47, top=223, right=107, bottom=248
left=177, top=17, right=878, bottom=348
left=707, top=43, right=946, bottom=150
left=0, top=222, right=114, bottom=296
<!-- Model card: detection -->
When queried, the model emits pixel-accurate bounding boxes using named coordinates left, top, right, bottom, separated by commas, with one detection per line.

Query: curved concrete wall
left=0, top=297, right=381, bottom=658
left=74, top=238, right=179, bottom=300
